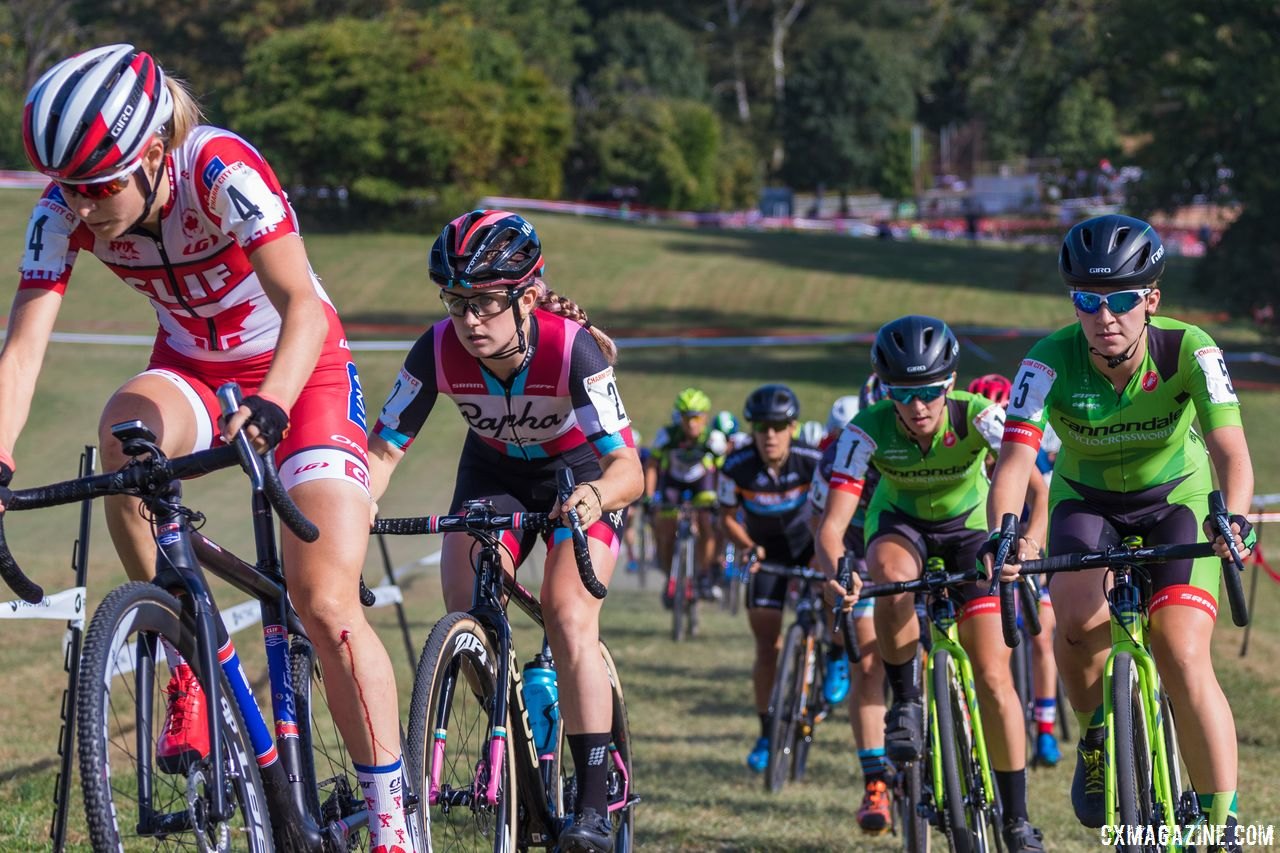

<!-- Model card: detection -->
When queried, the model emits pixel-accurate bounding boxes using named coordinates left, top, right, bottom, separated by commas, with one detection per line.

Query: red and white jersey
left=18, top=125, right=332, bottom=361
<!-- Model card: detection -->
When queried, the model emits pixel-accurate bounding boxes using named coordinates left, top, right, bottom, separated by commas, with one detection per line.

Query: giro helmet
left=1059, top=214, right=1166, bottom=288
left=871, top=315, right=960, bottom=384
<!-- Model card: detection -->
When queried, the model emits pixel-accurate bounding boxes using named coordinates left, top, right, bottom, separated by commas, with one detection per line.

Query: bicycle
left=374, top=469, right=638, bottom=852
left=847, top=559, right=1017, bottom=853
left=1004, top=576, right=1071, bottom=765
left=993, top=492, right=1249, bottom=850
left=662, top=493, right=700, bottom=641
left=752, top=560, right=837, bottom=794
left=0, top=384, right=386, bottom=851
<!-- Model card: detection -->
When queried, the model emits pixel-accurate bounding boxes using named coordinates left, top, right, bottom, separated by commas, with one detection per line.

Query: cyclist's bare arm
left=1204, top=424, right=1255, bottom=556
left=0, top=288, right=63, bottom=468
left=815, top=486, right=858, bottom=579
left=552, top=445, right=644, bottom=522
left=223, top=235, right=327, bottom=445
left=719, top=505, right=756, bottom=556
left=642, top=454, right=660, bottom=501
left=986, top=441, right=1039, bottom=574
left=367, top=434, right=406, bottom=517
left=1022, top=458, right=1049, bottom=553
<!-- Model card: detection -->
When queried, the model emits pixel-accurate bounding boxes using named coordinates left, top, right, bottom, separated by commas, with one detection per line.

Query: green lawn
left=0, top=187, right=1277, bottom=849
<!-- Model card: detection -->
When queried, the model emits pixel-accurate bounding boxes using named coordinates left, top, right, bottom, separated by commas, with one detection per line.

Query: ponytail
left=163, top=75, right=204, bottom=150
left=534, top=282, right=618, bottom=366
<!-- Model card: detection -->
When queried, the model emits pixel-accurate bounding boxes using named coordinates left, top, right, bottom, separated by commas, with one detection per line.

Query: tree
left=227, top=12, right=571, bottom=221
left=1104, top=2, right=1280, bottom=319
left=779, top=25, right=917, bottom=194
left=584, top=11, right=709, bottom=101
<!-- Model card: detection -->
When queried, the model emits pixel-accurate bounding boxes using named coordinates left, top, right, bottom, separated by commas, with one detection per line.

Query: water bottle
left=522, top=652, right=560, bottom=758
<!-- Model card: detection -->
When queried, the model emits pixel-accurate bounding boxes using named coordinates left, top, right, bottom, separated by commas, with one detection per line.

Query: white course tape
left=0, top=586, right=86, bottom=626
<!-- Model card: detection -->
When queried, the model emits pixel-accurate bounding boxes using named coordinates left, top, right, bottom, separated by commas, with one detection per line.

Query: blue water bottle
left=522, top=650, right=560, bottom=758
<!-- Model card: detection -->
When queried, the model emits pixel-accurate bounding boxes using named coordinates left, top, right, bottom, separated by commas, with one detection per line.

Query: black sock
left=1081, top=725, right=1106, bottom=750
left=884, top=657, right=922, bottom=703
left=995, top=769, right=1028, bottom=823
left=567, top=732, right=612, bottom=816
left=759, top=712, right=771, bottom=739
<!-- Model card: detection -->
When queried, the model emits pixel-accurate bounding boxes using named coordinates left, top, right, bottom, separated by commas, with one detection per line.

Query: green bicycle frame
left=924, top=558, right=999, bottom=814
left=1101, top=562, right=1178, bottom=836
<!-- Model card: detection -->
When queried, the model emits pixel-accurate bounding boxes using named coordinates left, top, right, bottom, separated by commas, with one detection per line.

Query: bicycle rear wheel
left=765, top=623, right=808, bottom=793
left=290, top=635, right=369, bottom=848
left=406, top=611, right=517, bottom=853
left=77, top=581, right=272, bottom=851
left=1113, top=653, right=1159, bottom=852
left=897, top=754, right=932, bottom=853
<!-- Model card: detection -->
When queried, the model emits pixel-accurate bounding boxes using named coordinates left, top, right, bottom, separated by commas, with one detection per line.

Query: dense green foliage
left=2, top=1, right=1278, bottom=305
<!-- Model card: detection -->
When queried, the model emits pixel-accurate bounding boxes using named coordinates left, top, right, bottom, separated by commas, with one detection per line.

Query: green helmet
left=673, top=387, right=711, bottom=415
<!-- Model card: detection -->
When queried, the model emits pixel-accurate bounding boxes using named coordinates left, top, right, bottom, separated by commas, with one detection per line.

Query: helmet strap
left=485, top=285, right=532, bottom=361
left=1091, top=316, right=1149, bottom=369
left=125, top=156, right=164, bottom=235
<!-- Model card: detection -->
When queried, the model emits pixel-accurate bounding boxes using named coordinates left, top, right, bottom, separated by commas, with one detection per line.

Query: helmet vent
left=1080, top=227, right=1093, bottom=250
left=922, top=327, right=935, bottom=347
left=1112, top=225, right=1130, bottom=251
left=1135, top=244, right=1150, bottom=269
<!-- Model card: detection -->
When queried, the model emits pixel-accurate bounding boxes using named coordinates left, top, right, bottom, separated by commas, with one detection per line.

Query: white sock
left=355, top=756, right=417, bottom=853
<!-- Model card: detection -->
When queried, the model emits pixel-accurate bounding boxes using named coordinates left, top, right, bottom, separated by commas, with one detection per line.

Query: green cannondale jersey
left=1002, top=316, right=1242, bottom=498
left=828, top=391, right=1005, bottom=521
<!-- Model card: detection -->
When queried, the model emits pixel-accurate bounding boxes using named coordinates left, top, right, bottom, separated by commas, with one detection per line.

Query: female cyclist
left=7, top=44, right=413, bottom=849
left=816, top=316, right=1046, bottom=852
left=987, top=214, right=1254, bottom=849
left=968, top=374, right=1062, bottom=767
left=367, top=209, right=643, bottom=853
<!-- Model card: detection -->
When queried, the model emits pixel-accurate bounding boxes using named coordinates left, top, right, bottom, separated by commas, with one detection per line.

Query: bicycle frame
left=921, top=559, right=998, bottom=818
left=143, top=474, right=367, bottom=849
left=1100, top=563, right=1177, bottom=831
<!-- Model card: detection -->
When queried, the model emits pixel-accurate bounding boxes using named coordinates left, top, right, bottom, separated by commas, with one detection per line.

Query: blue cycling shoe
left=1035, top=731, right=1061, bottom=767
left=746, top=737, right=769, bottom=773
left=823, top=650, right=850, bottom=705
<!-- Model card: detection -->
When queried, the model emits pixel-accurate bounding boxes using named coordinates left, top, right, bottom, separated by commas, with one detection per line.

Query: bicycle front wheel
left=671, top=537, right=693, bottom=642
left=77, top=581, right=272, bottom=852
left=1112, top=653, right=1159, bottom=852
left=406, top=611, right=517, bottom=853
left=932, top=648, right=1003, bottom=853
left=554, top=641, right=637, bottom=851
left=897, top=751, right=932, bottom=853
left=765, top=623, right=808, bottom=793
left=290, top=635, right=369, bottom=848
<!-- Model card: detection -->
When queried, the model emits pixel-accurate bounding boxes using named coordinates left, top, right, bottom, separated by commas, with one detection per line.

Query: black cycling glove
left=241, top=395, right=290, bottom=450
left=0, top=461, right=12, bottom=488
left=1229, top=514, right=1257, bottom=551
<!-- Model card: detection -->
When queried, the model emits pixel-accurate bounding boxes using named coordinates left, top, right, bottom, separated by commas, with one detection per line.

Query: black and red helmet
left=429, top=210, right=545, bottom=289
left=23, top=44, right=173, bottom=184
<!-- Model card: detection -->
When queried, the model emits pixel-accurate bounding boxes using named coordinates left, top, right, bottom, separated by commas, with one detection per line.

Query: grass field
left=0, top=186, right=1277, bottom=849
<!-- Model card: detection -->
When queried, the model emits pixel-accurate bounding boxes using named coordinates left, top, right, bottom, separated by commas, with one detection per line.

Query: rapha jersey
left=829, top=392, right=1004, bottom=522
left=18, top=126, right=329, bottom=360
left=1002, top=317, right=1241, bottom=499
left=373, top=309, right=634, bottom=460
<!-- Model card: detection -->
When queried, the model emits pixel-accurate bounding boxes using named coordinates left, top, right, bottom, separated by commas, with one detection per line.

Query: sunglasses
left=752, top=420, right=793, bottom=434
left=1070, top=288, right=1151, bottom=315
left=439, top=289, right=516, bottom=318
left=55, top=169, right=137, bottom=201
left=883, top=378, right=952, bottom=404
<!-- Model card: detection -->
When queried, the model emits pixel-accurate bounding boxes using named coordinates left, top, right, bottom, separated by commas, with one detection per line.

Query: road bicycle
left=993, top=492, right=1249, bottom=851
left=374, top=469, right=637, bottom=852
left=0, top=384, right=386, bottom=851
left=754, top=560, right=837, bottom=794
left=848, top=559, right=1015, bottom=853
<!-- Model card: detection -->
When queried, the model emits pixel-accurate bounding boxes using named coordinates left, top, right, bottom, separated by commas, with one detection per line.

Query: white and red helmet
left=23, top=44, right=174, bottom=183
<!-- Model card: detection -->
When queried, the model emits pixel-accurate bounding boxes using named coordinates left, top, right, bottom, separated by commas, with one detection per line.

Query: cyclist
left=646, top=388, right=726, bottom=605
left=809, top=393, right=895, bottom=833
left=986, top=214, right=1255, bottom=848
left=7, top=44, right=414, bottom=851
left=367, top=209, right=643, bottom=853
left=968, top=374, right=1061, bottom=767
left=717, top=384, right=823, bottom=772
left=816, top=316, right=1046, bottom=852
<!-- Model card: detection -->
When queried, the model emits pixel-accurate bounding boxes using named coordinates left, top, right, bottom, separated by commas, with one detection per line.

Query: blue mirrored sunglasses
left=1071, top=288, right=1151, bottom=315
left=883, top=379, right=951, bottom=404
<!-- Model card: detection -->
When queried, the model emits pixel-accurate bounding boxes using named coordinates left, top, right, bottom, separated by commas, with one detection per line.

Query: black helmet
left=871, top=315, right=959, bottom=383
left=1059, top=214, right=1166, bottom=288
left=743, top=384, right=800, bottom=422
left=430, top=209, right=545, bottom=288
